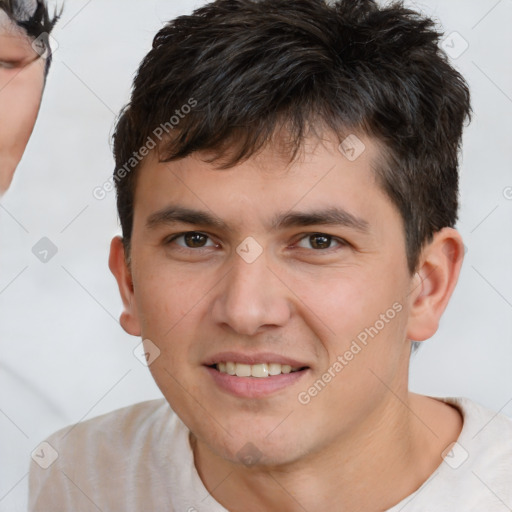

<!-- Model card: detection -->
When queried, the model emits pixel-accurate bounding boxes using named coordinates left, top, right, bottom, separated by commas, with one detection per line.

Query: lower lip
left=205, top=366, right=309, bottom=398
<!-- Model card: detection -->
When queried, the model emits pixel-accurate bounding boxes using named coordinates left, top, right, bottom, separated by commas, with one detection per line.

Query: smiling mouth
left=211, top=362, right=308, bottom=378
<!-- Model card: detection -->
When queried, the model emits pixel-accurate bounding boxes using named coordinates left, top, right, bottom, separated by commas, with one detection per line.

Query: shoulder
left=445, top=396, right=512, bottom=449
left=388, top=397, right=512, bottom=512
left=29, top=399, right=183, bottom=511
left=449, top=397, right=512, bottom=481
left=46, top=398, right=172, bottom=458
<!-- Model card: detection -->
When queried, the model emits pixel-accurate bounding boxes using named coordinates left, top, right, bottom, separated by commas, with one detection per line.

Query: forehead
left=132, top=134, right=400, bottom=234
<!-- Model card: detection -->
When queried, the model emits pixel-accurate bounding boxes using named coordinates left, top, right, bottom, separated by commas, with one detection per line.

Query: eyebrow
left=146, top=205, right=370, bottom=234
left=146, top=206, right=230, bottom=231
left=271, top=207, right=370, bottom=233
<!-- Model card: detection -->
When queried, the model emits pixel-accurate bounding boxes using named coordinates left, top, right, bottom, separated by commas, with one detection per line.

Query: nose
left=210, top=248, right=292, bottom=336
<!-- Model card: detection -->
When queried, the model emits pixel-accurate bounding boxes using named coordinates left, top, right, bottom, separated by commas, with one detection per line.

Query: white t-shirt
left=28, top=397, right=512, bottom=511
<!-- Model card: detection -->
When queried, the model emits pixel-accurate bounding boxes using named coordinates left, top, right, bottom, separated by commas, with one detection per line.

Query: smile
left=215, top=362, right=303, bottom=378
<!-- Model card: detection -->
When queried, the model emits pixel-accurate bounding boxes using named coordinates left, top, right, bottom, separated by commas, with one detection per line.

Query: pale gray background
left=0, top=0, right=511, bottom=509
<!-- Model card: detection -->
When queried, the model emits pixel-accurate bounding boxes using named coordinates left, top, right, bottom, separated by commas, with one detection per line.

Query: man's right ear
left=108, top=236, right=141, bottom=336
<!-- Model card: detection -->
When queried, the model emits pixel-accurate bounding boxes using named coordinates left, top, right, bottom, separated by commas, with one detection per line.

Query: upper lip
left=204, top=352, right=310, bottom=368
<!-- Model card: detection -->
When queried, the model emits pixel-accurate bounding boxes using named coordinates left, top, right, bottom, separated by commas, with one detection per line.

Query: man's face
left=0, top=12, right=45, bottom=193
left=120, top=134, right=418, bottom=466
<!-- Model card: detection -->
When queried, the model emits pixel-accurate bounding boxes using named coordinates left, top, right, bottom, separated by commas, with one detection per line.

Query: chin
left=198, top=421, right=309, bottom=468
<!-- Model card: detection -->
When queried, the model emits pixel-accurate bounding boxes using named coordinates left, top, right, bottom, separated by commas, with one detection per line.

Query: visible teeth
left=251, top=363, right=269, bottom=378
left=235, top=363, right=251, bottom=377
left=215, top=362, right=301, bottom=377
left=268, top=363, right=281, bottom=376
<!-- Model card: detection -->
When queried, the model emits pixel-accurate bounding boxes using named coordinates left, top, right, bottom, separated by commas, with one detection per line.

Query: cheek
left=0, top=62, right=44, bottom=135
left=135, top=266, right=214, bottom=424
left=0, top=63, right=44, bottom=186
left=290, top=266, right=408, bottom=396
left=136, top=273, right=190, bottom=334
left=285, top=266, right=400, bottom=346
left=133, top=260, right=212, bottom=349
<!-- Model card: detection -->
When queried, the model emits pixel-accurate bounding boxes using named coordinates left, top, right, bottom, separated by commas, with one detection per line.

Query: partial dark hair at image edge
left=0, top=0, right=61, bottom=73
left=112, top=0, right=471, bottom=276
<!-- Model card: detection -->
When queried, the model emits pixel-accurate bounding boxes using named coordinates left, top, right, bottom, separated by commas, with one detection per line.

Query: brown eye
left=309, top=234, right=331, bottom=249
left=167, top=231, right=216, bottom=249
left=296, top=233, right=346, bottom=251
left=184, top=232, right=209, bottom=248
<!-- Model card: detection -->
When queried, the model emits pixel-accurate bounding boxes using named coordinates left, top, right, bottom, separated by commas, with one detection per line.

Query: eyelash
left=164, top=231, right=348, bottom=252
left=0, top=61, right=18, bottom=70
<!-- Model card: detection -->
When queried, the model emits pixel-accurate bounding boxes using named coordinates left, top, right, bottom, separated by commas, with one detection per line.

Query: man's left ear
left=406, top=227, right=465, bottom=342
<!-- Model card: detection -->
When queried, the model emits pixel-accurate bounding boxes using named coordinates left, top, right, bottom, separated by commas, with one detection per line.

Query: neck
left=191, top=392, right=462, bottom=512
